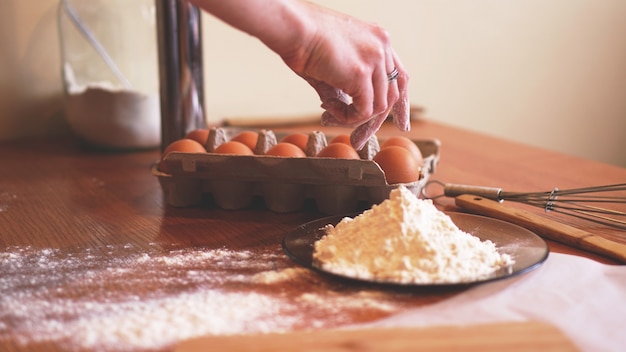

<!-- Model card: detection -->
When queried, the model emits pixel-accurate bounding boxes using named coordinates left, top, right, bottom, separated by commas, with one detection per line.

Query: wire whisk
left=422, top=181, right=626, bottom=230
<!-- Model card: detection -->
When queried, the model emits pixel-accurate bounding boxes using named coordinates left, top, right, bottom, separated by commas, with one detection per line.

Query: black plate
left=282, top=212, right=549, bottom=287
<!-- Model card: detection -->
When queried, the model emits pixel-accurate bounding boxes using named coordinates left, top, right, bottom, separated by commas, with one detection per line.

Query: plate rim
left=282, top=211, right=550, bottom=287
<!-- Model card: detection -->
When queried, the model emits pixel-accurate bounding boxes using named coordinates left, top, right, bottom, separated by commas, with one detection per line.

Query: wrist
left=258, top=0, right=316, bottom=72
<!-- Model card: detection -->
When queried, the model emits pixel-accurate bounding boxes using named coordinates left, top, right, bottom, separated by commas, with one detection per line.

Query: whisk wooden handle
left=444, top=184, right=502, bottom=200
left=455, top=194, right=626, bottom=264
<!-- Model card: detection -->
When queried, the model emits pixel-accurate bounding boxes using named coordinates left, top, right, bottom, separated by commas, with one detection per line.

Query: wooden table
left=1, top=119, right=624, bottom=351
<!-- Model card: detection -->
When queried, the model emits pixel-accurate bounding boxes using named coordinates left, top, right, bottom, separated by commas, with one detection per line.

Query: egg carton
left=152, top=127, right=440, bottom=214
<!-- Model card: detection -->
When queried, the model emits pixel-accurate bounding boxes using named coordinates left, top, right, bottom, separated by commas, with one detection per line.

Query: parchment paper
left=363, top=253, right=626, bottom=351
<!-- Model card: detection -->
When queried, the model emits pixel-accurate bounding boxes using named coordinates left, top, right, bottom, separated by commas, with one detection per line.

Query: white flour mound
left=313, top=186, right=514, bottom=284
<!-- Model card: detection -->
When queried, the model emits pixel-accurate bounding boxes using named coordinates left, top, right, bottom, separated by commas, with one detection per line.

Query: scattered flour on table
left=0, top=245, right=292, bottom=351
left=313, top=186, right=514, bottom=284
left=251, top=267, right=310, bottom=284
left=0, top=243, right=405, bottom=351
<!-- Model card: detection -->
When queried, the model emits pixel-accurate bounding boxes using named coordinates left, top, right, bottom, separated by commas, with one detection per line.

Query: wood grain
left=1, top=119, right=625, bottom=351
left=177, top=322, right=577, bottom=352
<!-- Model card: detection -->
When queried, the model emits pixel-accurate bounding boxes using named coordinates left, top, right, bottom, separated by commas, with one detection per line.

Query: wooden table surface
left=1, top=119, right=624, bottom=351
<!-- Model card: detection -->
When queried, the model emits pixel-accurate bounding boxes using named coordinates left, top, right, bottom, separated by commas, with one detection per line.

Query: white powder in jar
left=63, top=64, right=161, bottom=149
left=313, top=186, right=514, bottom=284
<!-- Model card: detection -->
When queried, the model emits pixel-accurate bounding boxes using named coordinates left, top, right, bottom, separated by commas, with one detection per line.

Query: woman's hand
left=189, top=0, right=410, bottom=149
left=278, top=2, right=409, bottom=149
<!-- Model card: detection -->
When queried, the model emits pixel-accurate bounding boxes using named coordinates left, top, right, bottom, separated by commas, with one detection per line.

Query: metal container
left=156, top=0, right=206, bottom=152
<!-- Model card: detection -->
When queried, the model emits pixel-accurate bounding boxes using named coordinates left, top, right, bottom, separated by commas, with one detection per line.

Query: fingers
left=390, top=52, right=410, bottom=131
left=307, top=79, right=360, bottom=126
left=305, top=47, right=410, bottom=149
left=311, top=78, right=361, bottom=128
left=392, top=94, right=410, bottom=132
left=311, top=62, right=401, bottom=122
left=307, top=78, right=351, bottom=105
left=349, top=45, right=398, bottom=126
left=349, top=62, right=397, bottom=149
left=352, top=60, right=388, bottom=122
left=349, top=111, right=388, bottom=150
left=321, top=111, right=362, bottom=128
left=384, top=53, right=402, bottom=128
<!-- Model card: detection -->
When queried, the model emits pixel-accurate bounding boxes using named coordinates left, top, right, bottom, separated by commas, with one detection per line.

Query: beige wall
left=0, top=0, right=68, bottom=140
left=1, top=0, right=625, bottom=167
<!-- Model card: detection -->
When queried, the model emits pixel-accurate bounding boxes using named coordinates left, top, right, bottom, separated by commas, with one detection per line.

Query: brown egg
left=266, top=142, right=306, bottom=157
left=214, top=141, right=254, bottom=155
left=329, top=134, right=352, bottom=145
left=159, top=138, right=206, bottom=172
left=316, top=143, right=360, bottom=159
left=373, top=146, right=421, bottom=184
left=280, top=133, right=309, bottom=151
left=231, top=131, right=258, bottom=151
left=184, top=129, right=210, bottom=145
left=381, top=136, right=424, bottom=166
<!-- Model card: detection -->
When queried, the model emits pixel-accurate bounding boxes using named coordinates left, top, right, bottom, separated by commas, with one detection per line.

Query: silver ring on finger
left=387, top=67, right=399, bottom=82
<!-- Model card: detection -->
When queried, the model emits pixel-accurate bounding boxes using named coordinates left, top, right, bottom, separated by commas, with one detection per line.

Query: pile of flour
left=313, top=186, right=514, bottom=284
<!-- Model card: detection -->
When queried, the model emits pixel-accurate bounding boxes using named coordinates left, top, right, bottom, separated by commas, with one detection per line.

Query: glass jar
left=58, top=0, right=160, bottom=150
